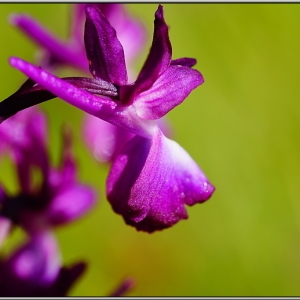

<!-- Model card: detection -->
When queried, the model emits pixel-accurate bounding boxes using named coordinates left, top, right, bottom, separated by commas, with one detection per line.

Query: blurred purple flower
left=10, top=3, right=145, bottom=74
left=0, top=108, right=96, bottom=233
left=5, top=5, right=214, bottom=232
left=0, top=231, right=86, bottom=296
left=0, top=106, right=47, bottom=172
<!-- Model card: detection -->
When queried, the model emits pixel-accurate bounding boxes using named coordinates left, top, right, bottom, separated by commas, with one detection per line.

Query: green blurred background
left=0, top=3, right=300, bottom=296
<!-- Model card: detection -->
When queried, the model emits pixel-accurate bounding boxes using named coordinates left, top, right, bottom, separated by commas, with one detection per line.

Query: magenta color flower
left=10, top=3, right=149, bottom=162
left=6, top=5, right=214, bottom=232
left=0, top=108, right=96, bottom=233
left=0, top=231, right=86, bottom=296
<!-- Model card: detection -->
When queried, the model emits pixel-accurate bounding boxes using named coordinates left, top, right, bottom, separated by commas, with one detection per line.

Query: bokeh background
left=0, top=3, right=300, bottom=296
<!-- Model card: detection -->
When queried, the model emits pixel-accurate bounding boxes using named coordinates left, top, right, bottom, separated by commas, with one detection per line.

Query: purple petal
left=107, top=130, right=214, bottom=232
left=9, top=57, right=155, bottom=138
left=83, top=114, right=134, bottom=162
left=133, top=5, right=172, bottom=94
left=133, top=65, right=204, bottom=120
left=45, top=184, right=96, bottom=226
left=10, top=13, right=87, bottom=71
left=73, top=3, right=146, bottom=72
left=171, top=57, right=197, bottom=67
left=96, top=3, right=146, bottom=67
left=84, top=5, right=127, bottom=85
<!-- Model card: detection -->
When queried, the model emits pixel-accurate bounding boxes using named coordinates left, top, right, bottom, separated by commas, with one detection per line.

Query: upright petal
left=107, top=130, right=214, bottom=232
left=84, top=5, right=128, bottom=85
left=130, top=5, right=171, bottom=96
left=133, top=65, right=204, bottom=120
left=95, top=3, right=146, bottom=68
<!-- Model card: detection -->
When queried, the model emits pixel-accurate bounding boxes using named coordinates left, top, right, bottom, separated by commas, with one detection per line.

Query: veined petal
left=10, top=13, right=87, bottom=71
left=107, top=130, right=214, bottom=232
left=134, top=65, right=204, bottom=120
left=84, top=5, right=127, bottom=85
left=9, top=57, right=155, bottom=138
left=97, top=3, right=146, bottom=67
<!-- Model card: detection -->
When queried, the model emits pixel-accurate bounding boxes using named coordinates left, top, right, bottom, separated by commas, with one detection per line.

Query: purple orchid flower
left=0, top=108, right=96, bottom=233
left=10, top=3, right=151, bottom=163
left=5, top=5, right=214, bottom=232
left=0, top=231, right=86, bottom=296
